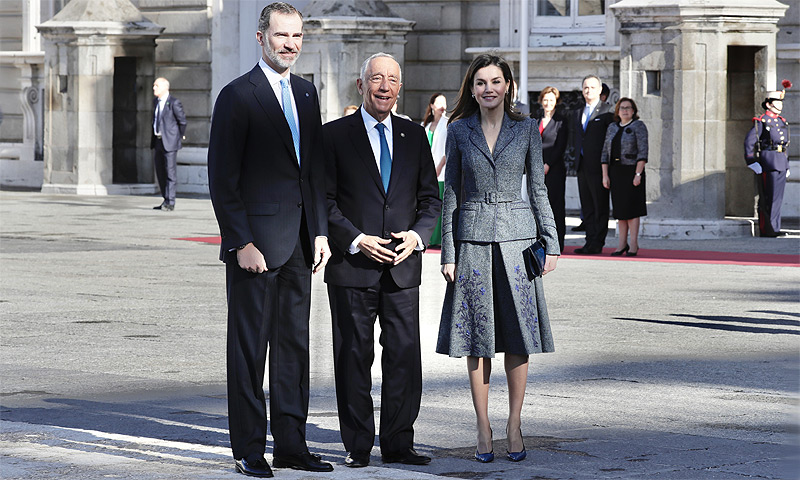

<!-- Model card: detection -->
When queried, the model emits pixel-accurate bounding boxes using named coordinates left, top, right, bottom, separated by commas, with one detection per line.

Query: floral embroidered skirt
left=436, top=240, right=554, bottom=358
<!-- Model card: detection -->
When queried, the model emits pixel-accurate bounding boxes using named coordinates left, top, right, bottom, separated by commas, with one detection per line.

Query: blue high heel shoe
left=475, top=449, right=495, bottom=463
left=506, top=428, right=527, bottom=462
left=474, top=428, right=494, bottom=463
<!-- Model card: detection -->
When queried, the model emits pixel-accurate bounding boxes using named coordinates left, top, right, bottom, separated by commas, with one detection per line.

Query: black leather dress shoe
left=153, top=202, right=165, bottom=210
left=382, top=448, right=431, bottom=465
left=234, top=457, right=273, bottom=478
left=571, top=222, right=586, bottom=232
left=344, top=451, right=370, bottom=468
left=272, top=452, right=333, bottom=472
left=574, top=245, right=602, bottom=254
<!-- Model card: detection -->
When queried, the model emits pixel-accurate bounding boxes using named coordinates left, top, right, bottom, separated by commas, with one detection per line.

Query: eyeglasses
left=619, top=106, right=634, bottom=110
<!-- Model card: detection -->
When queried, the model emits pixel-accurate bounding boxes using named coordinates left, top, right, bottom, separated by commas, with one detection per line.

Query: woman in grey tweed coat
left=437, top=54, right=560, bottom=463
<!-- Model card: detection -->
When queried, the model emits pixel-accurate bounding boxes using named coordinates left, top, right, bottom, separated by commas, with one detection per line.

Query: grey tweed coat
left=437, top=112, right=559, bottom=358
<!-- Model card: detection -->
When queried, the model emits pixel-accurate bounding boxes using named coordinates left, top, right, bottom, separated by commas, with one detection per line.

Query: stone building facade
left=1, top=0, right=797, bottom=228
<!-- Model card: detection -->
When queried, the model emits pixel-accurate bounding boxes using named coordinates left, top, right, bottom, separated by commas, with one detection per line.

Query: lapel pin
left=400, top=132, right=405, bottom=138
left=305, top=92, right=309, bottom=97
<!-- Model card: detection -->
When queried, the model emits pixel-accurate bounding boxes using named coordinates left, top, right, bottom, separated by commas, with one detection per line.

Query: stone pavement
left=1, top=191, right=798, bottom=480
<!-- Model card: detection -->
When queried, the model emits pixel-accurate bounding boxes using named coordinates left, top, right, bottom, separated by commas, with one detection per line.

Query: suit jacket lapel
left=589, top=102, right=609, bottom=123
left=388, top=114, right=407, bottom=196
left=349, top=109, right=385, bottom=195
left=467, top=114, right=494, bottom=167
left=249, top=65, right=298, bottom=167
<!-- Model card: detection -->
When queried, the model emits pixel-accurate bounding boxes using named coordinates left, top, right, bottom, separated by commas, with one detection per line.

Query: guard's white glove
left=748, top=163, right=763, bottom=174
left=787, top=169, right=791, bottom=178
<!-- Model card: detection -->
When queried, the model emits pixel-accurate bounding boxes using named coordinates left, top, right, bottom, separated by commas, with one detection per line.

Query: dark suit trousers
left=226, top=234, right=312, bottom=460
left=545, top=169, right=567, bottom=253
left=153, top=139, right=177, bottom=205
left=757, top=170, right=786, bottom=236
left=577, top=162, right=609, bottom=249
left=328, top=270, right=422, bottom=454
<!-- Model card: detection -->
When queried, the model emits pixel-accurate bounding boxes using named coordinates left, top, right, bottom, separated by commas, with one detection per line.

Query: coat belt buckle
left=485, top=192, right=497, bottom=204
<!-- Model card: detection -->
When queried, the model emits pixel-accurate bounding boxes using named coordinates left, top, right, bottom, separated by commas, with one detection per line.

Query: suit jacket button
left=385, top=205, right=389, bottom=210
left=297, top=202, right=303, bottom=208
left=384, top=231, right=390, bottom=237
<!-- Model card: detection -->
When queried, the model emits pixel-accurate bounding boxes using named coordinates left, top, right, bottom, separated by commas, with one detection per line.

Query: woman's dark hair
left=422, top=92, right=445, bottom=127
left=614, top=97, right=639, bottom=123
left=449, top=54, right=525, bottom=124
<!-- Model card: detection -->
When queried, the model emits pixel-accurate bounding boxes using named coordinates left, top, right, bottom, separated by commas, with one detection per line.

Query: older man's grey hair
left=360, top=53, right=402, bottom=84
left=258, top=2, right=302, bottom=33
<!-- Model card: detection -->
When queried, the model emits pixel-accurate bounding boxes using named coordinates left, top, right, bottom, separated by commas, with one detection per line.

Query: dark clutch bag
left=522, top=238, right=546, bottom=280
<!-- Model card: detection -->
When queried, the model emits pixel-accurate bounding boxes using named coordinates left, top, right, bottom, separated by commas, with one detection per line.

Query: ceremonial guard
left=744, top=80, right=792, bottom=237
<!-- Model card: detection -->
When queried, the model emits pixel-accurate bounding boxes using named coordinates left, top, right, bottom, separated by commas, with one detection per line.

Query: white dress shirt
left=349, top=108, right=423, bottom=254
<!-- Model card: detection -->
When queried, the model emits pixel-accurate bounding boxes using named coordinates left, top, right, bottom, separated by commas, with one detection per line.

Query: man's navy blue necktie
left=375, top=123, right=391, bottom=192
left=280, top=78, right=300, bottom=165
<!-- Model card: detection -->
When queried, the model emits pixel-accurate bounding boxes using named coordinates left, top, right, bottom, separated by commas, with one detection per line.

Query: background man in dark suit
left=207, top=3, right=332, bottom=477
left=151, top=77, right=186, bottom=211
left=323, top=53, right=441, bottom=469
left=569, top=75, right=614, bottom=254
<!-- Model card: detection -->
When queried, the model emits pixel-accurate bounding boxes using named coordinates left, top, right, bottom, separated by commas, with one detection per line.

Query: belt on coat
left=762, top=145, right=786, bottom=152
left=465, top=191, right=519, bottom=204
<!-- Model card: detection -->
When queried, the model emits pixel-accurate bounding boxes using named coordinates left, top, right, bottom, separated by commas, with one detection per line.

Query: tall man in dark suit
left=207, top=3, right=333, bottom=477
left=569, top=75, right=614, bottom=254
left=323, top=53, right=441, bottom=469
left=151, top=77, right=186, bottom=211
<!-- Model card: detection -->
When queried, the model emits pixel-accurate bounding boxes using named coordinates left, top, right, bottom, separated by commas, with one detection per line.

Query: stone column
left=297, top=1, right=414, bottom=124
left=611, top=0, right=789, bottom=238
left=37, top=0, right=163, bottom=195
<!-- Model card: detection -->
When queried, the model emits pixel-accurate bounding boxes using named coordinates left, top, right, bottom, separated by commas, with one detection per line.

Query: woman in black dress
left=534, top=86, right=568, bottom=252
left=601, top=98, right=648, bottom=256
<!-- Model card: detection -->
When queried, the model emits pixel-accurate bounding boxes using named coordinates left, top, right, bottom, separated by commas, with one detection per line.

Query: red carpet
left=560, top=247, right=799, bottom=267
left=175, top=237, right=798, bottom=267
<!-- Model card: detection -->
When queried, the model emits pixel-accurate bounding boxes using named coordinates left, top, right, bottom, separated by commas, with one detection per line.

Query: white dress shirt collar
left=259, top=57, right=290, bottom=86
left=360, top=108, right=393, bottom=137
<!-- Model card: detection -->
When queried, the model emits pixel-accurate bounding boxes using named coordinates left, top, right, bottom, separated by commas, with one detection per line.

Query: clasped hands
left=237, top=237, right=331, bottom=274
left=602, top=174, right=641, bottom=189
left=358, top=231, right=417, bottom=265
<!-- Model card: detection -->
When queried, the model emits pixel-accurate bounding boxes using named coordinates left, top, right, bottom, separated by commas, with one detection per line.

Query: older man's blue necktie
left=375, top=123, right=391, bottom=192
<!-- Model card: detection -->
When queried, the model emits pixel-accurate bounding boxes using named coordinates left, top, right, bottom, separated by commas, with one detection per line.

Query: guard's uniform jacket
left=744, top=112, right=790, bottom=236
